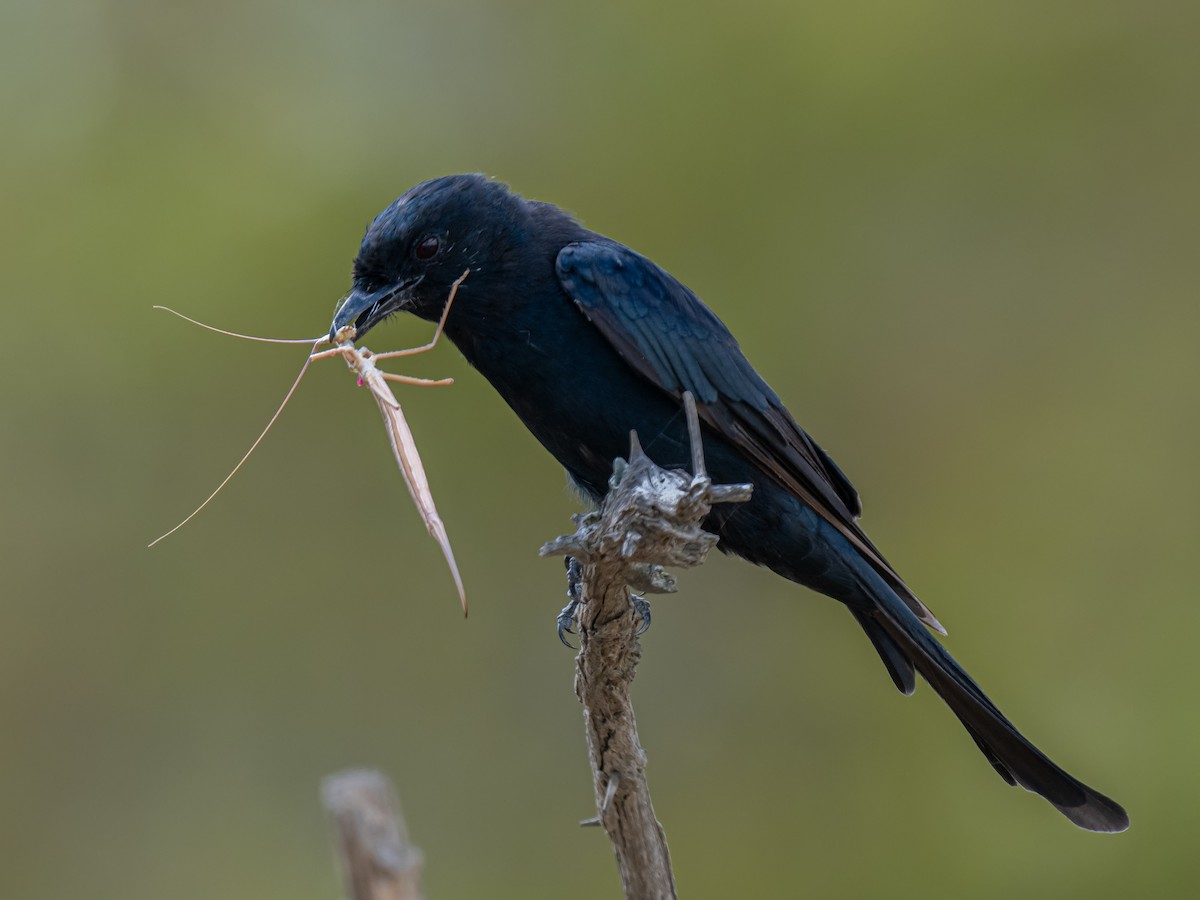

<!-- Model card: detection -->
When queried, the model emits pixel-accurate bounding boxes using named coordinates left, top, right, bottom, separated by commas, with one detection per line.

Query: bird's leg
left=557, top=556, right=585, bottom=648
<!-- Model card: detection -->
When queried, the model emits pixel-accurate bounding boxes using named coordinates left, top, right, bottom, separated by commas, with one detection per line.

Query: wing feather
left=557, top=240, right=944, bottom=634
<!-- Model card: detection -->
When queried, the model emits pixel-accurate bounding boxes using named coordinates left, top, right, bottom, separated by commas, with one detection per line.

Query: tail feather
left=960, top=720, right=1018, bottom=786
left=850, top=609, right=915, bottom=695
left=868, top=602, right=1129, bottom=832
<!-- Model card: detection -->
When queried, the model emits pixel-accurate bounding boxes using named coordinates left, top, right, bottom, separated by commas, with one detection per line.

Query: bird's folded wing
left=556, top=239, right=944, bottom=634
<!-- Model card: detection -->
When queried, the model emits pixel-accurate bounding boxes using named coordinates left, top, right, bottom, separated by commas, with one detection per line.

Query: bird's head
left=330, top=173, right=526, bottom=342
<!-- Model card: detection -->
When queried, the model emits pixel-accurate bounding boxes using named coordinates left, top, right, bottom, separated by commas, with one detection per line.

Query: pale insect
left=150, top=270, right=471, bottom=615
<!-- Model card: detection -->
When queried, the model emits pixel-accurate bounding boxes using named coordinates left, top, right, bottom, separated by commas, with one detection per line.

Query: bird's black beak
left=329, top=276, right=422, bottom=342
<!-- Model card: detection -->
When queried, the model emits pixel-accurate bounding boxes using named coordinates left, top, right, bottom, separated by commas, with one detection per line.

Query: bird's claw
left=631, top=593, right=652, bottom=635
left=556, top=557, right=651, bottom=645
left=557, top=556, right=584, bottom=648
left=557, top=599, right=580, bottom=648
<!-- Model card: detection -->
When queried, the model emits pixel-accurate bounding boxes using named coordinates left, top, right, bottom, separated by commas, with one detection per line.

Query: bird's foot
left=557, top=556, right=584, bottom=648
left=557, top=556, right=652, bottom=645
left=557, top=598, right=581, bottom=648
left=631, top=593, right=651, bottom=635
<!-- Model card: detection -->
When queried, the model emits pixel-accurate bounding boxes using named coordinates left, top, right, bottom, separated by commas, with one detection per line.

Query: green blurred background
left=2, top=1, right=1196, bottom=897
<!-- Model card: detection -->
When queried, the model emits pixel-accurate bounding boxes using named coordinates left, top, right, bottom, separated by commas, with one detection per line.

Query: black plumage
left=331, top=174, right=1128, bottom=832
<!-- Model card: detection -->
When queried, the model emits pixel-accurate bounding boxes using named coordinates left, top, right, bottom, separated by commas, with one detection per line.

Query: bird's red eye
left=414, top=235, right=440, bottom=260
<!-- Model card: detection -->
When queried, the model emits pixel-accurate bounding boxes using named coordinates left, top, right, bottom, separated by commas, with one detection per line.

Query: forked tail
left=863, top=596, right=1128, bottom=832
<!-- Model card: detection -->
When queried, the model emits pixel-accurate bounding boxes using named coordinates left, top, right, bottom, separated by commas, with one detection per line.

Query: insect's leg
left=370, top=268, right=469, bottom=361
left=379, top=373, right=455, bottom=387
left=309, top=345, right=350, bottom=362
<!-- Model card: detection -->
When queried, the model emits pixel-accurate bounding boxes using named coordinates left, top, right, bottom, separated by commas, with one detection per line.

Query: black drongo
left=331, top=173, right=1127, bottom=832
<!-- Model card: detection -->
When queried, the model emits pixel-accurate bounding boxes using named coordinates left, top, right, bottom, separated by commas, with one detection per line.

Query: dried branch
left=541, top=393, right=752, bottom=900
left=322, top=769, right=426, bottom=900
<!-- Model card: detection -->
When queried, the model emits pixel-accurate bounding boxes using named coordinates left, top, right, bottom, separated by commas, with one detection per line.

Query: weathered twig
left=540, top=393, right=752, bottom=900
left=322, top=769, right=426, bottom=900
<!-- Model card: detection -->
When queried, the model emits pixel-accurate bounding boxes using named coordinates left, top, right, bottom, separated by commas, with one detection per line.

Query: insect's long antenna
left=153, top=306, right=328, bottom=345
left=148, top=341, right=322, bottom=547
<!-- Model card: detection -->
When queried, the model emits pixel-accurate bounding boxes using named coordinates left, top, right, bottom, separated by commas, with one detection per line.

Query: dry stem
left=540, top=393, right=752, bottom=900
left=322, top=769, right=426, bottom=900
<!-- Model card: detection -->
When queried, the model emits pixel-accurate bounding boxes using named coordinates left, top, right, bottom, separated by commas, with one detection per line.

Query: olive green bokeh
left=1, top=2, right=1196, bottom=897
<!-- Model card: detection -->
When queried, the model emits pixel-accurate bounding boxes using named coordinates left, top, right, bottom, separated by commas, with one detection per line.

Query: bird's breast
left=449, top=289, right=689, bottom=498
